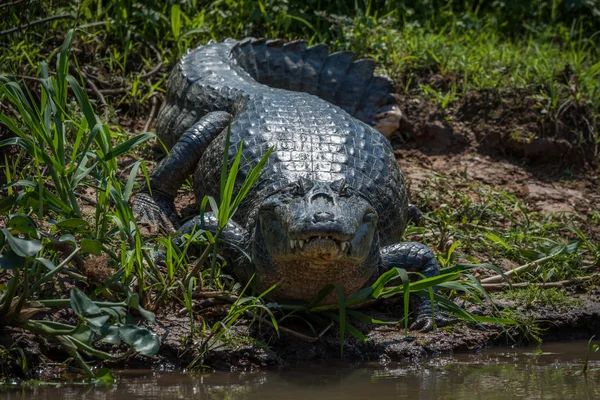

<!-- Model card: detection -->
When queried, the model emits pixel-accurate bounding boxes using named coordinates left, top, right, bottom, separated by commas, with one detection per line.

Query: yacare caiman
left=132, top=38, right=450, bottom=330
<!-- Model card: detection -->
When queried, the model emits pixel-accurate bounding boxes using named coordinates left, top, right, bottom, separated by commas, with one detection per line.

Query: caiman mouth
left=288, top=234, right=351, bottom=254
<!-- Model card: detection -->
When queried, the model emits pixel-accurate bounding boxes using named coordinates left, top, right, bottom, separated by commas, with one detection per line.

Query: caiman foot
left=410, top=308, right=456, bottom=332
left=131, top=191, right=179, bottom=234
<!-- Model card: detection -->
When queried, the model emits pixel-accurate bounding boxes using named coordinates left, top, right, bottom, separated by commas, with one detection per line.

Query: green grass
left=407, top=173, right=599, bottom=283
left=1, top=0, right=599, bottom=382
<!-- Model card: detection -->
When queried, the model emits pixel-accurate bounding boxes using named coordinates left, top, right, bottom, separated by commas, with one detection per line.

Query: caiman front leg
left=132, top=111, right=232, bottom=233
left=379, top=242, right=452, bottom=331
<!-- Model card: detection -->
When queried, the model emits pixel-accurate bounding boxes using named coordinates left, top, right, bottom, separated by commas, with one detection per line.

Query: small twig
left=481, top=276, right=595, bottom=292
left=143, top=94, right=159, bottom=133
left=192, top=291, right=239, bottom=304
left=83, top=72, right=112, bottom=87
left=81, top=72, right=107, bottom=109
left=73, top=191, right=97, bottom=206
left=480, top=250, right=565, bottom=284
left=0, top=0, right=27, bottom=10
left=0, top=14, right=75, bottom=37
left=136, top=35, right=163, bottom=64
left=77, top=20, right=110, bottom=29
left=140, top=62, right=163, bottom=80
left=244, top=310, right=329, bottom=343
left=4, top=74, right=41, bottom=83
left=98, top=87, right=129, bottom=95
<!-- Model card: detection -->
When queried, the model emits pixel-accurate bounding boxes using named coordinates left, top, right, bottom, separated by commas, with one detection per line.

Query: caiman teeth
left=291, top=236, right=348, bottom=251
left=340, top=241, right=350, bottom=253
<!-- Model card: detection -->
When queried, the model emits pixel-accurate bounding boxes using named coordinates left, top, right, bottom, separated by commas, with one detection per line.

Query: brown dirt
left=392, top=90, right=600, bottom=221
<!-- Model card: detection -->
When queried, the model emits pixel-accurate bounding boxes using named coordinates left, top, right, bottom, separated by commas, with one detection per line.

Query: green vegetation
left=409, top=174, right=599, bottom=284
left=0, top=0, right=599, bottom=383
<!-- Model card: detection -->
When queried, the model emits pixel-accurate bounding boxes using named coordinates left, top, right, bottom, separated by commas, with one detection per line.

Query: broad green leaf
left=2, top=228, right=42, bottom=257
left=100, top=325, right=121, bottom=345
left=0, top=194, right=17, bottom=213
left=119, top=325, right=160, bottom=357
left=81, top=238, right=102, bottom=255
left=127, top=293, right=140, bottom=309
left=8, top=214, right=38, bottom=236
left=56, top=218, right=89, bottom=232
left=70, top=286, right=101, bottom=317
left=137, top=305, right=155, bottom=323
left=564, top=242, right=580, bottom=254
left=519, top=248, right=546, bottom=261
left=0, top=250, right=25, bottom=269
left=93, top=368, right=115, bottom=385
left=33, top=257, right=56, bottom=271
left=87, top=315, right=110, bottom=328
left=71, top=324, right=94, bottom=345
left=101, top=306, right=128, bottom=325
left=485, top=233, right=511, bottom=250
left=59, top=234, right=77, bottom=246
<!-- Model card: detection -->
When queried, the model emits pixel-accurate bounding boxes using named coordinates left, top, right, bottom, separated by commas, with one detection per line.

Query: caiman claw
left=410, top=311, right=456, bottom=332
left=131, top=191, right=179, bottom=234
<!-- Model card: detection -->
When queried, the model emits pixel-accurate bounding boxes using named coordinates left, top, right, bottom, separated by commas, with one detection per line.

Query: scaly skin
left=132, top=38, right=450, bottom=330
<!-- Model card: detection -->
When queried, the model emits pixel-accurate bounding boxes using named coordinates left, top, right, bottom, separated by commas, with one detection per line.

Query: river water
left=1, top=341, right=599, bottom=399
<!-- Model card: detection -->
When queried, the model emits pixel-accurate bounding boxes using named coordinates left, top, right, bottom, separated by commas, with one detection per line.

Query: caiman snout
left=313, top=211, right=334, bottom=223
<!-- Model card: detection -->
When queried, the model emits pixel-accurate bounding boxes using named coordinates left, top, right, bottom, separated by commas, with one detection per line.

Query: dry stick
left=98, top=87, right=129, bottom=95
left=0, top=14, right=75, bottom=36
left=482, top=276, right=594, bottom=292
left=5, top=74, right=41, bottom=83
left=0, top=0, right=27, bottom=9
left=143, top=94, right=160, bottom=133
left=245, top=310, right=334, bottom=343
left=82, top=72, right=111, bottom=87
left=80, top=72, right=107, bottom=110
left=140, top=62, right=163, bottom=80
left=480, top=250, right=565, bottom=284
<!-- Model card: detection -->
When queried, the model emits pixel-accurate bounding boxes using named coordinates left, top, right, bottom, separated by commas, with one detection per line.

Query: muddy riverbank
left=2, top=289, right=599, bottom=380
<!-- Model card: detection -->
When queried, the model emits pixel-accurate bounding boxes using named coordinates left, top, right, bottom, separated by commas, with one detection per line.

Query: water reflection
left=1, top=341, right=598, bottom=400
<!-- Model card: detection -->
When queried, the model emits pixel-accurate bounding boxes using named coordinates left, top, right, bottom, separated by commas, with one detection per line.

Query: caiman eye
left=339, top=180, right=349, bottom=197
left=292, top=182, right=303, bottom=196
left=332, top=178, right=351, bottom=197
left=362, top=211, right=378, bottom=223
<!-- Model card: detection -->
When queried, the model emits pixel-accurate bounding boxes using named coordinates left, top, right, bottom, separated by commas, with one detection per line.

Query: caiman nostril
left=313, top=211, right=334, bottom=223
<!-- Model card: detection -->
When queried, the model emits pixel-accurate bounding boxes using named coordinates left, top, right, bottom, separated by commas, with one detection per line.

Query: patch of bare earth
left=392, top=88, right=600, bottom=221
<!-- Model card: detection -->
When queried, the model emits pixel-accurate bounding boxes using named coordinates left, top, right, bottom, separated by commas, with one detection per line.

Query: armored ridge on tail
left=132, top=38, right=449, bottom=330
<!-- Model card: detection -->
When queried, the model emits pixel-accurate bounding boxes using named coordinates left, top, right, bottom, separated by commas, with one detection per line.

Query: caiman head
left=251, top=178, right=380, bottom=302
